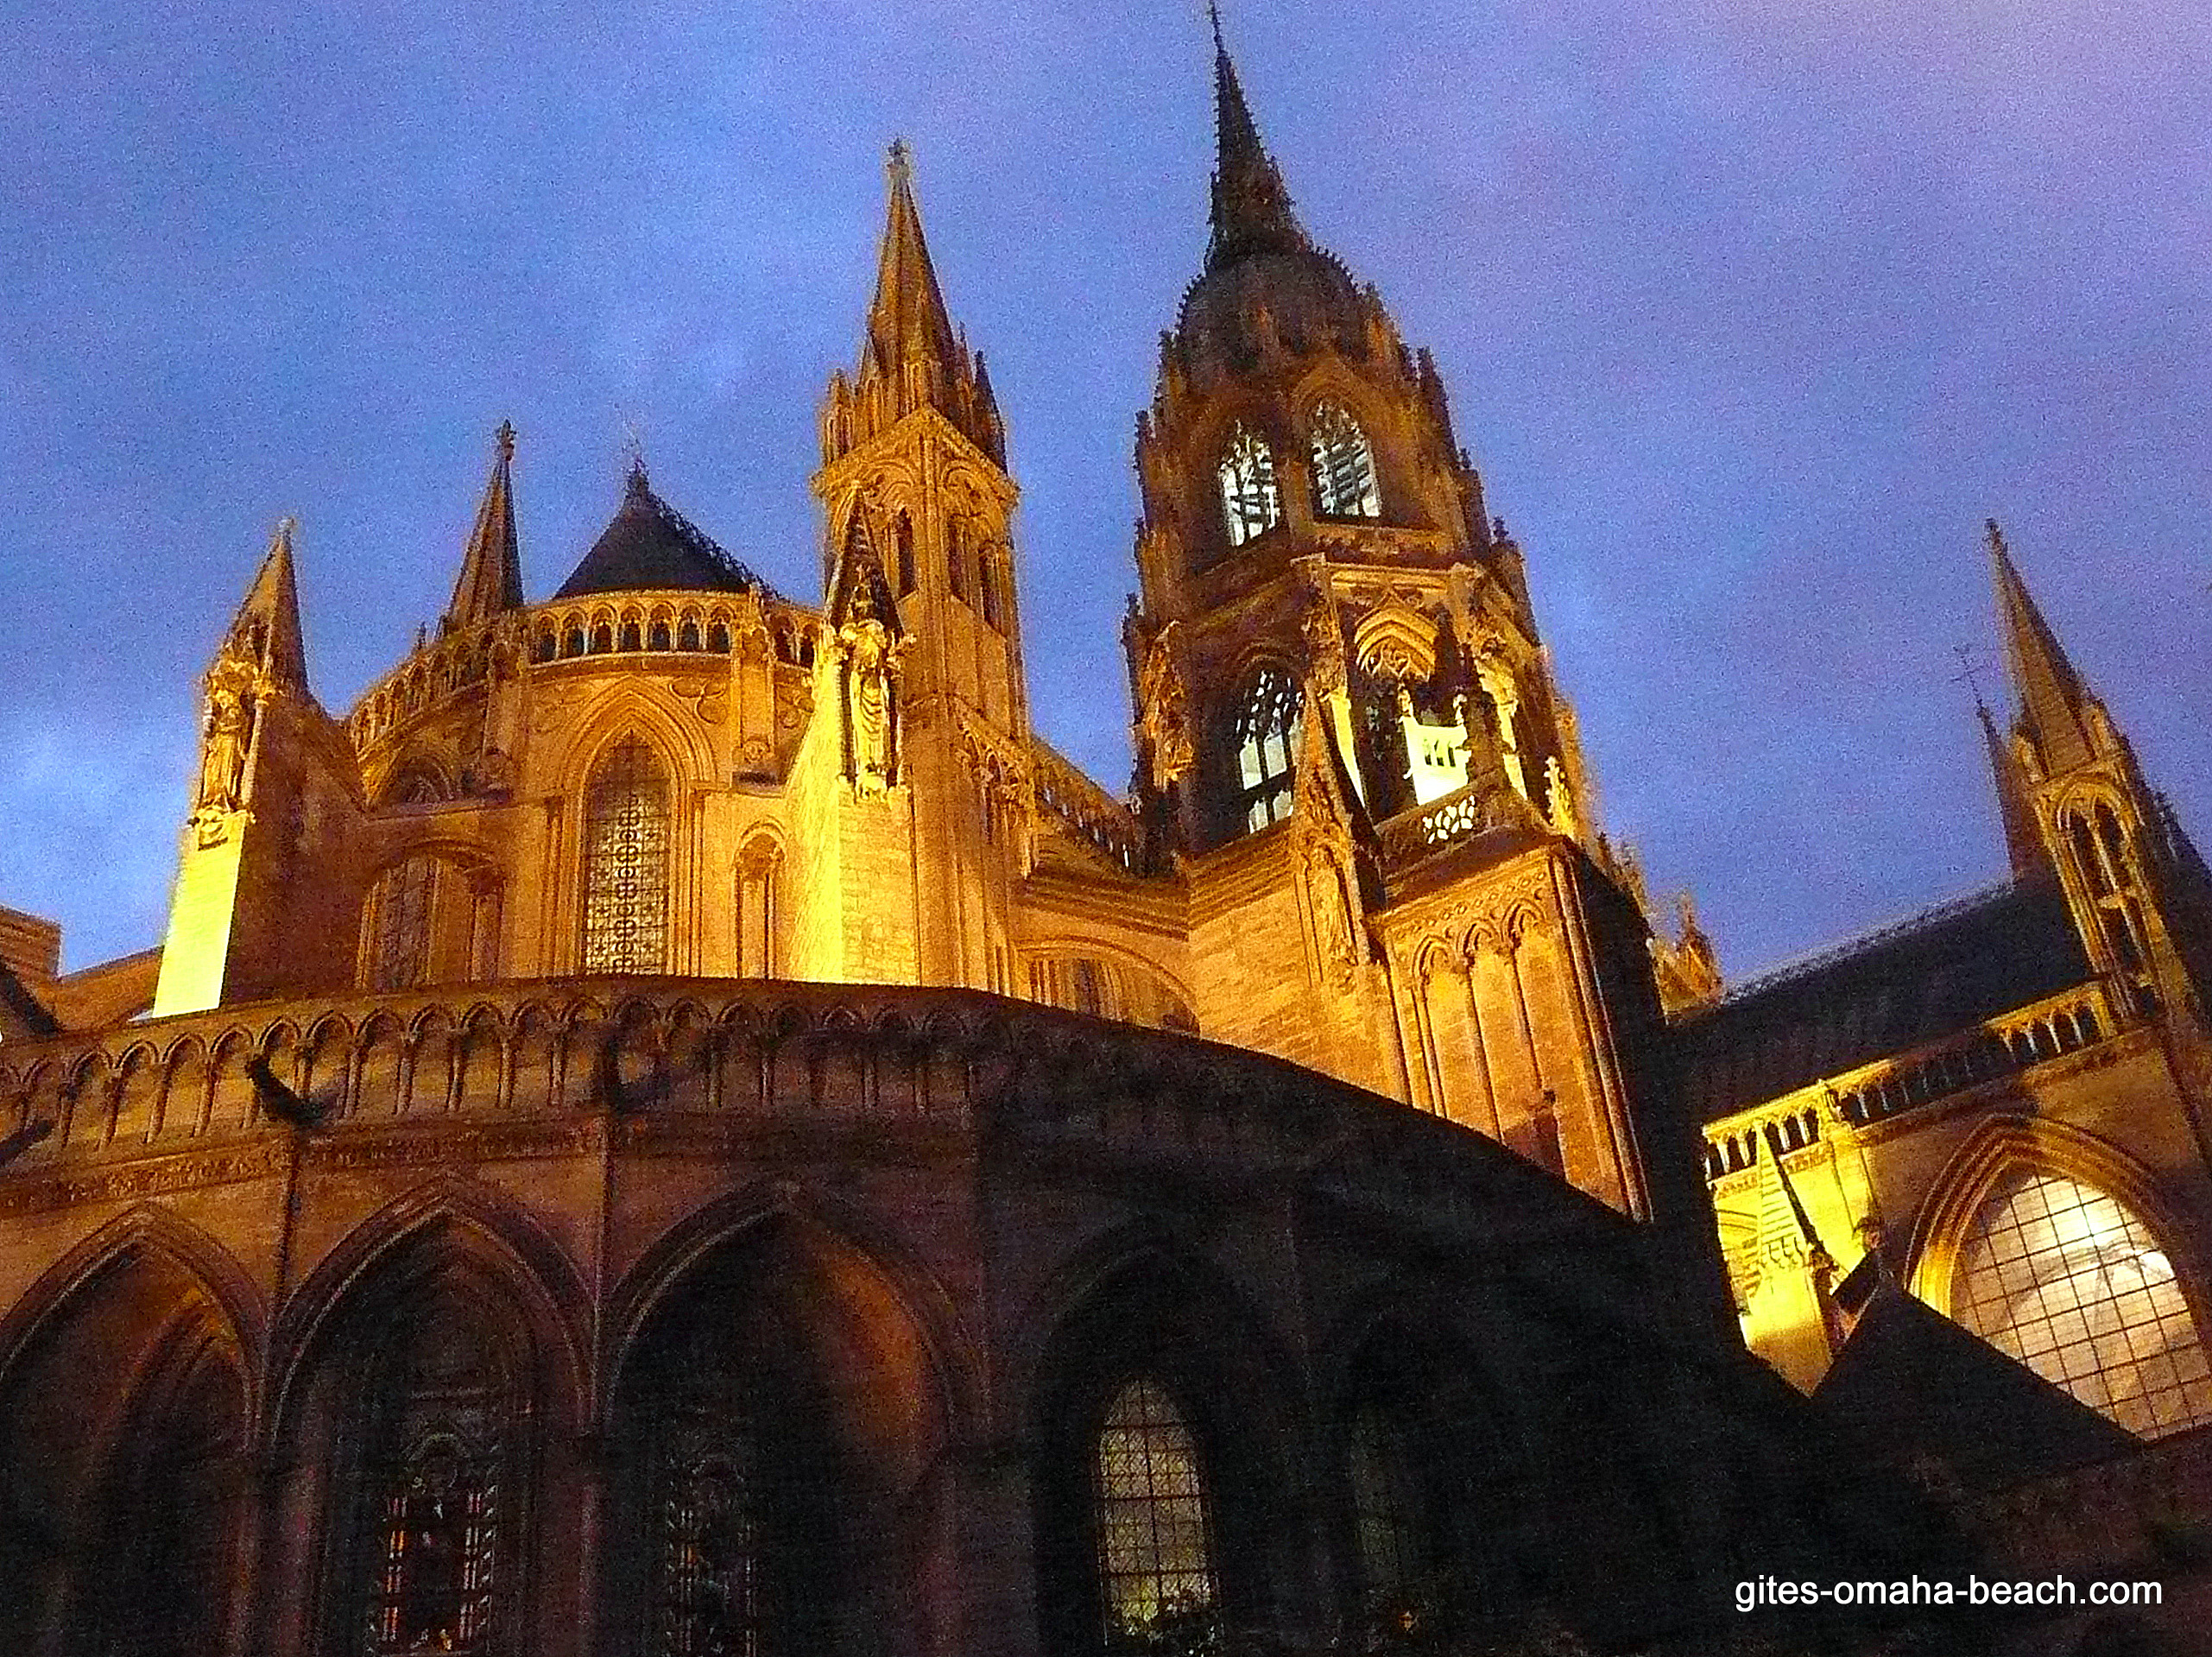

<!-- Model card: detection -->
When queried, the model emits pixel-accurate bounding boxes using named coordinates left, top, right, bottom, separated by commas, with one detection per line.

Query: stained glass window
left=653, top=1422, right=763, bottom=1655
left=352, top=1298, right=513, bottom=1657
left=369, top=1429, right=500, bottom=1654
left=1217, top=427, right=1280, bottom=548
left=1310, top=404, right=1381, bottom=520
left=369, top=856, right=438, bottom=990
left=1234, top=667, right=1301, bottom=834
left=1954, top=1169, right=2212, bottom=1436
left=1095, top=1377, right=1215, bottom=1638
left=583, top=737, right=671, bottom=974
left=1348, top=1408, right=1426, bottom=1615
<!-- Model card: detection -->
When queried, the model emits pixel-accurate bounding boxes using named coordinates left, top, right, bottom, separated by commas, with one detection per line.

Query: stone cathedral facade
left=3, top=30, right=2212, bottom=1657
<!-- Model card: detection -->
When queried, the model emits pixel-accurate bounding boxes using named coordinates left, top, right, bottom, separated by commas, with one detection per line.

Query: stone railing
left=1374, top=777, right=1519, bottom=869
left=1029, top=739, right=1141, bottom=872
left=0, top=979, right=1623, bottom=1255
left=345, top=591, right=823, bottom=755
left=1700, top=983, right=2125, bottom=1184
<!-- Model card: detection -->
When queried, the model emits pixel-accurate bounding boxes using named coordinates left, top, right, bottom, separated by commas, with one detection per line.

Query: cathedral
left=3, top=25, right=2210, bottom=1657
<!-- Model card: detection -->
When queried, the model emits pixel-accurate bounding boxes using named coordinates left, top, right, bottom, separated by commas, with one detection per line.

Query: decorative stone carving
left=837, top=584, right=907, bottom=796
left=1301, top=589, right=1346, bottom=694
left=1545, top=754, right=1579, bottom=840
left=1476, top=652, right=1527, bottom=800
left=1136, top=622, right=1193, bottom=791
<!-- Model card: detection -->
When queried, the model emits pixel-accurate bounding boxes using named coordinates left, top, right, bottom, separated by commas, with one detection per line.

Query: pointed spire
left=867, top=139, right=958, bottom=383
left=1988, top=519, right=2099, bottom=775
left=1977, top=697, right=2051, bottom=877
left=1207, top=9, right=1309, bottom=268
left=227, top=517, right=308, bottom=688
left=445, top=419, right=524, bottom=633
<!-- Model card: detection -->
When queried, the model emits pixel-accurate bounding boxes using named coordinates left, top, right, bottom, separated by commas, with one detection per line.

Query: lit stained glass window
left=369, top=856, right=438, bottom=990
left=1347, top=1408, right=1426, bottom=1615
left=583, top=737, right=670, bottom=974
left=1095, top=1377, right=1215, bottom=1637
left=1234, top=668, right=1301, bottom=834
left=1954, top=1169, right=2212, bottom=1437
left=1310, top=404, right=1381, bottom=520
left=369, top=1428, right=501, bottom=1655
left=1217, top=427, right=1280, bottom=548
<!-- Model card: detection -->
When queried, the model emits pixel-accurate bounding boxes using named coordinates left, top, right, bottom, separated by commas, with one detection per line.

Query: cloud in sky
left=2, top=0, right=2207, bottom=977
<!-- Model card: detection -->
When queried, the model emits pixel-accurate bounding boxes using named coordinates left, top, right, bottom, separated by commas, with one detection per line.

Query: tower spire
left=445, top=419, right=524, bottom=633
left=1977, top=697, right=2051, bottom=876
left=1988, top=519, right=2099, bottom=775
left=867, top=139, right=958, bottom=383
left=229, top=516, right=309, bottom=690
left=1207, top=11, right=1309, bottom=267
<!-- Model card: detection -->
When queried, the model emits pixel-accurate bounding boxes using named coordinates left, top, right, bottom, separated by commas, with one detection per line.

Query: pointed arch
left=602, top=1192, right=969, bottom=1657
left=0, top=1209, right=259, bottom=1657
left=1308, top=401, right=1381, bottom=519
left=582, top=734, right=674, bottom=976
left=1025, top=1229, right=1313, bottom=1656
left=1908, top=1115, right=2212, bottom=1436
left=1226, top=661, right=1301, bottom=835
left=736, top=825, right=787, bottom=980
left=1217, top=422, right=1281, bottom=548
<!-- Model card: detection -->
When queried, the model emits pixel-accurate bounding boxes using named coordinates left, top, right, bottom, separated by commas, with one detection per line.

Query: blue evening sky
left=3, top=0, right=2207, bottom=981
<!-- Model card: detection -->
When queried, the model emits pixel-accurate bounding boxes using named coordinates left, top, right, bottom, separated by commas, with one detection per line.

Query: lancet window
left=2065, top=803, right=2152, bottom=980
left=1217, top=427, right=1281, bottom=547
left=1347, top=1407, right=1427, bottom=1616
left=1095, top=1376, right=1216, bottom=1640
left=368, top=855, right=439, bottom=990
left=645, top=1342, right=769, bottom=1657
left=581, top=737, right=671, bottom=974
left=346, top=1299, right=518, bottom=1657
left=1232, top=667, right=1301, bottom=833
left=1310, top=403, right=1381, bottom=519
left=1954, top=1168, right=2212, bottom=1436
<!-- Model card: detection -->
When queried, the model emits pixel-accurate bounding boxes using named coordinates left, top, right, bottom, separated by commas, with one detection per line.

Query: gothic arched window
left=367, top=855, right=439, bottom=990
left=343, top=1296, right=521, bottom=1657
left=1310, top=403, right=1381, bottom=520
left=1346, top=1407, right=1427, bottom=1617
left=1217, top=427, right=1280, bottom=548
left=582, top=737, right=671, bottom=974
left=1095, top=1376, right=1216, bottom=1640
left=736, top=835, right=782, bottom=980
left=644, top=1336, right=771, bottom=1657
left=1232, top=667, right=1301, bottom=833
left=1954, top=1168, right=2212, bottom=1436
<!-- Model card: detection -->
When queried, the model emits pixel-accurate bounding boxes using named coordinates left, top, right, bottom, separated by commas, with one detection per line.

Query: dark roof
left=553, top=465, right=770, bottom=601
left=1815, top=1284, right=2136, bottom=1493
left=1675, top=876, right=2091, bottom=1121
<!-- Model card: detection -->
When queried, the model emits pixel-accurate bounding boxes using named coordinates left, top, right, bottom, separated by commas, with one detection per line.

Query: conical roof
left=553, top=464, right=767, bottom=599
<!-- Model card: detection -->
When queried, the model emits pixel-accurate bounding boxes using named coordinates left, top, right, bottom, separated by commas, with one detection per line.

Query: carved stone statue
left=1301, top=591, right=1346, bottom=693
left=1476, top=654, right=1527, bottom=800
left=1137, top=623, right=1193, bottom=792
left=194, top=655, right=259, bottom=816
left=838, top=584, right=906, bottom=795
left=1545, top=754, right=1579, bottom=840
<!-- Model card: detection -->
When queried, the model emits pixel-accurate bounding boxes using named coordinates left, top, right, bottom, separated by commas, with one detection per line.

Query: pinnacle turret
left=226, top=517, right=310, bottom=690
left=444, top=420, right=523, bottom=633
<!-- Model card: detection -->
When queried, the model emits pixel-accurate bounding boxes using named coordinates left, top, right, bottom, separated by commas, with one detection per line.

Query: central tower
left=1125, top=27, right=1707, bottom=1236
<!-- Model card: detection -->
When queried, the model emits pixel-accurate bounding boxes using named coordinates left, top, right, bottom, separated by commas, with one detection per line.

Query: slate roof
left=1815, top=1284, right=2136, bottom=1492
left=1674, top=876, right=2092, bottom=1122
left=553, top=465, right=770, bottom=600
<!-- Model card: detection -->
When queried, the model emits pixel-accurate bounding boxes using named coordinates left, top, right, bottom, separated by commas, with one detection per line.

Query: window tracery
left=1954, top=1168, right=2212, bottom=1435
left=1309, top=403, right=1381, bottom=519
left=1217, top=427, right=1280, bottom=548
left=1232, top=667, right=1301, bottom=833
left=582, top=737, right=672, bottom=974
left=369, top=855, right=439, bottom=991
left=346, top=1298, right=518, bottom=1657
left=1095, top=1376, right=1216, bottom=1639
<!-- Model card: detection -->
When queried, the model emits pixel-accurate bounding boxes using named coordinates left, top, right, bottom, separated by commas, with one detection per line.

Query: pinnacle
left=228, top=517, right=309, bottom=689
left=445, top=420, right=525, bottom=632
left=1207, top=17, right=1309, bottom=268
left=867, top=138, right=958, bottom=380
